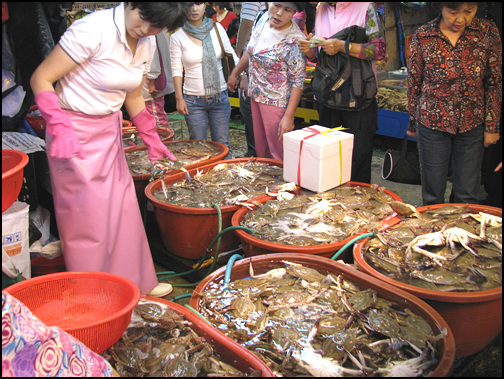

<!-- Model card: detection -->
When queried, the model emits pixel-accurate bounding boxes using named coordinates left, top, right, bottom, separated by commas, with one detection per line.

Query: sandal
left=147, top=282, right=173, bottom=298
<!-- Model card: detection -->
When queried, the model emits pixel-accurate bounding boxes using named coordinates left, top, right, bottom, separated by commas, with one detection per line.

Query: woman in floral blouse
left=228, top=2, right=306, bottom=161
left=2, top=292, right=115, bottom=377
left=407, top=2, right=501, bottom=205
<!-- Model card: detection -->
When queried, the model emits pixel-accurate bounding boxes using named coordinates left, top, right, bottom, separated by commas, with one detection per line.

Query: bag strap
left=330, top=28, right=353, bottom=92
left=399, top=134, right=409, bottom=158
left=213, top=22, right=226, bottom=54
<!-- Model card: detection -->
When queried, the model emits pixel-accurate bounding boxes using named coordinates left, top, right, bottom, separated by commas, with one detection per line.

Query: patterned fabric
left=2, top=292, right=113, bottom=377
left=247, top=12, right=306, bottom=108
left=314, top=3, right=386, bottom=62
left=408, top=16, right=502, bottom=134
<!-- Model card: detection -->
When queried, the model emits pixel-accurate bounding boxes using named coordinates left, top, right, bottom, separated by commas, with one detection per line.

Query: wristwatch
left=239, top=71, right=248, bottom=77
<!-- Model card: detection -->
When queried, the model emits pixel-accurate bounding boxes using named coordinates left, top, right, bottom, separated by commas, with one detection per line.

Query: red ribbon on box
left=296, top=127, right=322, bottom=187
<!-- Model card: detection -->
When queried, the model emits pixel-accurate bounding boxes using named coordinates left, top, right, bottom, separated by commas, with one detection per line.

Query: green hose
left=184, top=304, right=211, bottom=324
left=331, top=232, right=376, bottom=260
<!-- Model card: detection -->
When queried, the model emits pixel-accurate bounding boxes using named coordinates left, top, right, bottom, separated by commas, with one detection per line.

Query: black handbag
left=382, top=135, right=421, bottom=185
left=311, top=25, right=377, bottom=111
left=214, top=23, right=235, bottom=82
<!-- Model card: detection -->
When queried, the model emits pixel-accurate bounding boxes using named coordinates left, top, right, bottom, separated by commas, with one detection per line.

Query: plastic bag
left=2, top=201, right=31, bottom=279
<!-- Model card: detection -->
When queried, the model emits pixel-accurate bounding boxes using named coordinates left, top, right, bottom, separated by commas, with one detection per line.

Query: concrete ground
left=148, top=115, right=502, bottom=377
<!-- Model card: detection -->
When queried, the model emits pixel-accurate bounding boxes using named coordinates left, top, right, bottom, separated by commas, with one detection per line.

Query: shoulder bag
left=214, top=23, right=235, bottom=82
left=382, top=134, right=421, bottom=185
left=311, top=25, right=377, bottom=111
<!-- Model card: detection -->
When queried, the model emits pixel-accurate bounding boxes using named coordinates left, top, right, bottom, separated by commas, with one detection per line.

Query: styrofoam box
left=283, top=125, right=354, bottom=193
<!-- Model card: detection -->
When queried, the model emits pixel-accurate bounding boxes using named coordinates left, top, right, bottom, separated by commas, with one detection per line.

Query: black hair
left=213, top=2, right=231, bottom=10
left=437, top=2, right=479, bottom=11
left=227, top=17, right=240, bottom=40
left=128, top=3, right=188, bottom=31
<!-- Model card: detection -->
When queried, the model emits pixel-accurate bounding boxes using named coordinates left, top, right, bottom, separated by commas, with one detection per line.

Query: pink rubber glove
left=35, top=91, right=86, bottom=159
left=131, top=108, right=177, bottom=162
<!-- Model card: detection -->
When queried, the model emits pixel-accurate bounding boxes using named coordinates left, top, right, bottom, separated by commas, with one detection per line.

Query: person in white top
left=170, top=2, right=239, bottom=158
left=30, top=3, right=188, bottom=298
left=142, top=29, right=175, bottom=135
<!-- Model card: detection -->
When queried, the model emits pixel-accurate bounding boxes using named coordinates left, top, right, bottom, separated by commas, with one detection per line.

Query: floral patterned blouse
left=408, top=16, right=502, bottom=134
left=2, top=292, right=113, bottom=377
left=247, top=12, right=307, bottom=108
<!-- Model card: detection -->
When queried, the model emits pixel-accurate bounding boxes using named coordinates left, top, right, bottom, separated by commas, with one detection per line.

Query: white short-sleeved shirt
left=57, top=3, right=155, bottom=115
left=170, top=23, right=239, bottom=97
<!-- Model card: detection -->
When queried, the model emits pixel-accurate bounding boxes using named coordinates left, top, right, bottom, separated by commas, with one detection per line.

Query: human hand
left=297, top=33, right=313, bottom=54
left=148, top=143, right=177, bottom=162
left=35, top=90, right=86, bottom=159
left=227, top=72, right=239, bottom=92
left=48, top=128, right=86, bottom=159
left=176, top=98, right=189, bottom=115
left=484, top=132, right=500, bottom=148
left=406, top=129, right=417, bottom=140
left=319, top=38, right=345, bottom=56
left=495, top=162, right=502, bottom=172
left=277, top=115, right=295, bottom=142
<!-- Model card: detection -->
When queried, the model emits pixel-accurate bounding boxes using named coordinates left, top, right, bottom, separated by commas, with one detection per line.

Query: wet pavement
left=148, top=113, right=502, bottom=377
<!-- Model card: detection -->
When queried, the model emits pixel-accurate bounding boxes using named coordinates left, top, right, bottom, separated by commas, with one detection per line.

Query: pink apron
left=46, top=109, right=158, bottom=295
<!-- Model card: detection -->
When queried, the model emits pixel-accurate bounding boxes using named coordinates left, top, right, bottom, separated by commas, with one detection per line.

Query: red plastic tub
left=128, top=140, right=229, bottom=217
left=2, top=149, right=29, bottom=212
left=190, top=253, right=456, bottom=377
left=353, top=203, right=502, bottom=357
left=232, top=181, right=402, bottom=260
left=140, top=296, right=274, bottom=376
left=145, top=158, right=284, bottom=259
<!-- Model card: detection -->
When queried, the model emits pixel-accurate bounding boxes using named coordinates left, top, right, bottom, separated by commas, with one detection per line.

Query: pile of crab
left=102, top=299, right=251, bottom=377
left=152, top=159, right=294, bottom=208
left=198, top=261, right=444, bottom=377
left=240, top=185, right=398, bottom=247
left=126, top=140, right=223, bottom=176
left=363, top=205, right=502, bottom=292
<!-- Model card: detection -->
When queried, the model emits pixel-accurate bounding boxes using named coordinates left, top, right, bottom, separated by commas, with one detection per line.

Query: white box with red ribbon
left=283, top=125, right=354, bottom=193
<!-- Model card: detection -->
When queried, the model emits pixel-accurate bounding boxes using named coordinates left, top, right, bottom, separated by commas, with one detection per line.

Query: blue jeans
left=416, top=122, right=484, bottom=205
left=183, top=90, right=232, bottom=158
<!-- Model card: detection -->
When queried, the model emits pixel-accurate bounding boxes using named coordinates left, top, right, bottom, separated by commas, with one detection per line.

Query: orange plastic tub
left=232, top=181, right=402, bottom=260
left=190, top=253, right=456, bottom=377
left=129, top=140, right=229, bottom=217
left=2, top=149, right=29, bottom=212
left=141, top=296, right=274, bottom=376
left=354, top=203, right=502, bottom=357
left=145, top=158, right=283, bottom=259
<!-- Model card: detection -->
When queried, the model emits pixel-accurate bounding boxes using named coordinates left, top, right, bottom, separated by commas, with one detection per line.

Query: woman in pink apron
left=30, top=3, right=187, bottom=297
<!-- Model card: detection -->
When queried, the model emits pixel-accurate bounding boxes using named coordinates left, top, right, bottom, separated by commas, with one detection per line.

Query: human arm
left=30, top=44, right=85, bottom=159
left=235, top=18, right=254, bottom=57
left=278, top=87, right=303, bottom=140
left=407, top=32, right=423, bottom=136
left=169, top=31, right=188, bottom=116
left=227, top=50, right=250, bottom=92
left=316, top=3, right=386, bottom=60
left=125, top=80, right=176, bottom=162
left=483, top=20, right=502, bottom=145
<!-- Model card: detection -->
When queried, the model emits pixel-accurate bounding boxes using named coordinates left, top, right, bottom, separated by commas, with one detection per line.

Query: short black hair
left=438, top=2, right=479, bottom=11
left=129, top=3, right=188, bottom=31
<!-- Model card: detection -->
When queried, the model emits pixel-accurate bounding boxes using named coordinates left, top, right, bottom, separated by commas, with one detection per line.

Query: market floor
left=149, top=113, right=501, bottom=377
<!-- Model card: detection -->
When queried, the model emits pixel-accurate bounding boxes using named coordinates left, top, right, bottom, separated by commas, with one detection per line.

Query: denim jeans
left=416, top=122, right=484, bottom=205
left=183, top=90, right=232, bottom=158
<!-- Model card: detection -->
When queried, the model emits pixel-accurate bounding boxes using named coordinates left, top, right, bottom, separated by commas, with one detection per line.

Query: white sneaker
left=147, top=283, right=173, bottom=298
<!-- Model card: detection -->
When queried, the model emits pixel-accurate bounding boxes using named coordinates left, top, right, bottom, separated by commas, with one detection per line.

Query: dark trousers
left=240, top=93, right=256, bottom=157
left=318, top=99, right=378, bottom=183
left=417, top=123, right=484, bottom=205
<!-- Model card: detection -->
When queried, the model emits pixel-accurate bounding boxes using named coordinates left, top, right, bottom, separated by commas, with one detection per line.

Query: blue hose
left=331, top=232, right=376, bottom=260
left=223, top=254, right=243, bottom=289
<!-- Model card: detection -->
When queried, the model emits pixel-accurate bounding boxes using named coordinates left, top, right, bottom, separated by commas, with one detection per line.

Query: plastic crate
left=377, top=108, right=415, bottom=140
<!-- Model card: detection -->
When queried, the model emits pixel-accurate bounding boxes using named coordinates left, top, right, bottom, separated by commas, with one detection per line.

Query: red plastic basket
left=3, top=271, right=140, bottom=353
